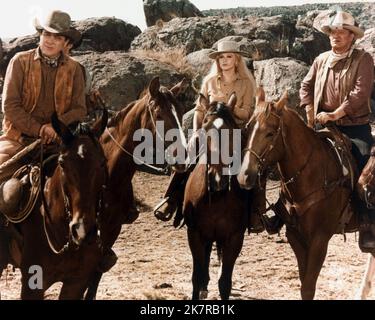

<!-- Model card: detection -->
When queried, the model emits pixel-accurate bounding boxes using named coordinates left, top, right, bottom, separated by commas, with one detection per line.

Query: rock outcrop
left=143, top=0, right=204, bottom=27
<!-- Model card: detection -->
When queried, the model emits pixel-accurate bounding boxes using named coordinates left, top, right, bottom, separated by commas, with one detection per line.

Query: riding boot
left=248, top=178, right=266, bottom=233
left=154, top=170, right=190, bottom=221
left=262, top=197, right=285, bottom=235
left=359, top=207, right=375, bottom=253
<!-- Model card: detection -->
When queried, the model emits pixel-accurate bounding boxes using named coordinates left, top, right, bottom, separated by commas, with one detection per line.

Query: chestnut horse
left=0, top=111, right=108, bottom=299
left=84, top=77, right=187, bottom=299
left=237, top=88, right=363, bottom=299
left=183, top=94, right=248, bottom=300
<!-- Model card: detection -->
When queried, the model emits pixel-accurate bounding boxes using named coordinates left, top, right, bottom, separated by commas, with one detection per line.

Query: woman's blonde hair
left=200, top=53, right=256, bottom=105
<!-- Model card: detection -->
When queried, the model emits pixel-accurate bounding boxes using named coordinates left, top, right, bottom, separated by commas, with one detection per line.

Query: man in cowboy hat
left=0, top=10, right=86, bottom=266
left=299, top=10, right=375, bottom=251
left=1, top=10, right=86, bottom=162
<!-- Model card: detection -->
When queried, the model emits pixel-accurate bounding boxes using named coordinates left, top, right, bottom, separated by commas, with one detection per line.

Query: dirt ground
left=0, top=172, right=373, bottom=300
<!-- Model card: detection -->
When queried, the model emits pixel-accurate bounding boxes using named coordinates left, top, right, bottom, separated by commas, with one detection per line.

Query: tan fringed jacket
left=2, top=48, right=86, bottom=142
left=300, top=48, right=374, bottom=126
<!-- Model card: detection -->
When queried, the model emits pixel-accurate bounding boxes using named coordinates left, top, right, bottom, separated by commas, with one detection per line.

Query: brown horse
left=0, top=111, right=108, bottom=299
left=84, top=76, right=187, bottom=299
left=183, top=94, right=248, bottom=300
left=237, top=88, right=362, bottom=300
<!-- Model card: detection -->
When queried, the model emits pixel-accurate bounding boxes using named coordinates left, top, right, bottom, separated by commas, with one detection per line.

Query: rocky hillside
left=203, top=2, right=375, bottom=29
left=0, top=1, right=374, bottom=122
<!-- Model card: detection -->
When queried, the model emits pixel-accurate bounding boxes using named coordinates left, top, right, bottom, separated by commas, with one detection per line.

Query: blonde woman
left=154, top=39, right=265, bottom=233
left=194, top=39, right=256, bottom=131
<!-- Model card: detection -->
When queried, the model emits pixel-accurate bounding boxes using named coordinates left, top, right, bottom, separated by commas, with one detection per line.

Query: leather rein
left=106, top=94, right=186, bottom=175
left=39, top=141, right=105, bottom=255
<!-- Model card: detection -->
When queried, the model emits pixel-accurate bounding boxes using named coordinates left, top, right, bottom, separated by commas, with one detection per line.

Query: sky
left=0, top=0, right=372, bottom=39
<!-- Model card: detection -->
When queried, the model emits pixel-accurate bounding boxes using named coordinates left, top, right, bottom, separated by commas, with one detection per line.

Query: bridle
left=40, top=136, right=106, bottom=255
left=107, top=89, right=187, bottom=174
left=242, top=110, right=284, bottom=176
left=242, top=106, right=314, bottom=189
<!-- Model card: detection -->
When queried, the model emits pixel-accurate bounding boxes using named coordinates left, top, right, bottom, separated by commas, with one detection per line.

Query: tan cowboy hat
left=208, top=40, right=247, bottom=59
left=321, top=11, right=364, bottom=39
left=33, top=10, right=82, bottom=45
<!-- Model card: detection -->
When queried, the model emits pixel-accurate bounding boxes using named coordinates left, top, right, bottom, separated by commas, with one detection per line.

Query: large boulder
left=73, top=17, right=141, bottom=52
left=357, top=28, right=375, bottom=62
left=131, top=16, right=234, bottom=54
left=186, top=49, right=211, bottom=75
left=254, top=57, right=309, bottom=109
left=0, top=17, right=140, bottom=75
left=131, top=14, right=330, bottom=64
left=72, top=51, right=194, bottom=111
left=143, top=0, right=204, bottom=27
left=0, top=34, right=39, bottom=76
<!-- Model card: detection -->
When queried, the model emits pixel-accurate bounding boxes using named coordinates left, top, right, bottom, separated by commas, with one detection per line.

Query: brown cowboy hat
left=320, top=11, right=364, bottom=39
left=33, top=10, right=82, bottom=45
left=208, top=40, right=247, bottom=59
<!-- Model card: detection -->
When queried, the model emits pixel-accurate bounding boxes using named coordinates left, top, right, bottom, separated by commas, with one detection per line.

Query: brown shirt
left=2, top=49, right=86, bottom=138
left=196, top=74, right=255, bottom=127
left=300, top=51, right=374, bottom=120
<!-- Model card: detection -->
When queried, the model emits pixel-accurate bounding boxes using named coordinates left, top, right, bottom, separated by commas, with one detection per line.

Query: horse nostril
left=71, top=223, right=79, bottom=240
left=70, top=221, right=86, bottom=244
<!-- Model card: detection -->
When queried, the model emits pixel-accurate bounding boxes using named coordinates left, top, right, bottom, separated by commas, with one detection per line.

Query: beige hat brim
left=208, top=50, right=248, bottom=59
left=321, top=24, right=364, bottom=39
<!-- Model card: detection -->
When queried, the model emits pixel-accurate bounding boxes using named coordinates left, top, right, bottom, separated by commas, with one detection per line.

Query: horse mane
left=251, top=101, right=305, bottom=125
left=107, top=98, right=143, bottom=128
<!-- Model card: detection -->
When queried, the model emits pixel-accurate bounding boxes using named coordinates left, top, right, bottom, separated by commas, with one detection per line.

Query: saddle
left=275, top=126, right=360, bottom=235
left=317, top=126, right=358, bottom=189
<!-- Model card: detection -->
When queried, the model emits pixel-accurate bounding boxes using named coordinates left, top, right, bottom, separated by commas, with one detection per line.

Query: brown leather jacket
left=1, top=48, right=86, bottom=142
left=300, top=49, right=374, bottom=126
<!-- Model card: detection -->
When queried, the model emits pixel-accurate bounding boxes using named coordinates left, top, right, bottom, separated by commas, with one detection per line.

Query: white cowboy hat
left=33, top=10, right=82, bottom=45
left=208, top=40, right=247, bottom=59
left=321, top=11, right=364, bottom=39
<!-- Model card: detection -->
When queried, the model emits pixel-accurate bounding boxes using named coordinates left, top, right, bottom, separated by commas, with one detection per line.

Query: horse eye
left=266, top=132, right=274, bottom=138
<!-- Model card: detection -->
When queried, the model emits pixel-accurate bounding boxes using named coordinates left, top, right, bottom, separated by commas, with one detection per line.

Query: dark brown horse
left=183, top=94, right=248, bottom=300
left=0, top=111, right=108, bottom=299
left=358, top=145, right=375, bottom=208
left=237, top=88, right=362, bottom=300
left=84, top=77, right=187, bottom=299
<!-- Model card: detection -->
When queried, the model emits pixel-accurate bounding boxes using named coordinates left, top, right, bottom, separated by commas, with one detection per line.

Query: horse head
left=237, top=87, right=288, bottom=190
left=146, top=77, right=188, bottom=173
left=198, top=93, right=239, bottom=192
left=50, top=110, right=108, bottom=247
left=358, top=146, right=375, bottom=208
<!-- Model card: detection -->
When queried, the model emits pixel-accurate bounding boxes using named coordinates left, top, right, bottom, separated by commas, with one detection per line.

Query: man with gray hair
left=299, top=10, right=375, bottom=252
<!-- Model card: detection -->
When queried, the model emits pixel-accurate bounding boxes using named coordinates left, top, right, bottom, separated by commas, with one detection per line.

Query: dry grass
left=130, top=48, right=194, bottom=78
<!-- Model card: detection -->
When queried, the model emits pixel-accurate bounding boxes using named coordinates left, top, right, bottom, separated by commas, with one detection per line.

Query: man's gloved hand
left=39, top=123, right=58, bottom=145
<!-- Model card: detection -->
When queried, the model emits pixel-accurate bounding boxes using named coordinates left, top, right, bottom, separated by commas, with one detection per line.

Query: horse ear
left=148, top=77, right=160, bottom=99
left=91, top=108, right=108, bottom=138
left=255, top=86, right=265, bottom=106
left=275, top=91, right=288, bottom=110
left=170, top=78, right=188, bottom=97
left=198, top=94, right=210, bottom=111
left=227, top=93, right=237, bottom=110
left=51, top=112, right=74, bottom=145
